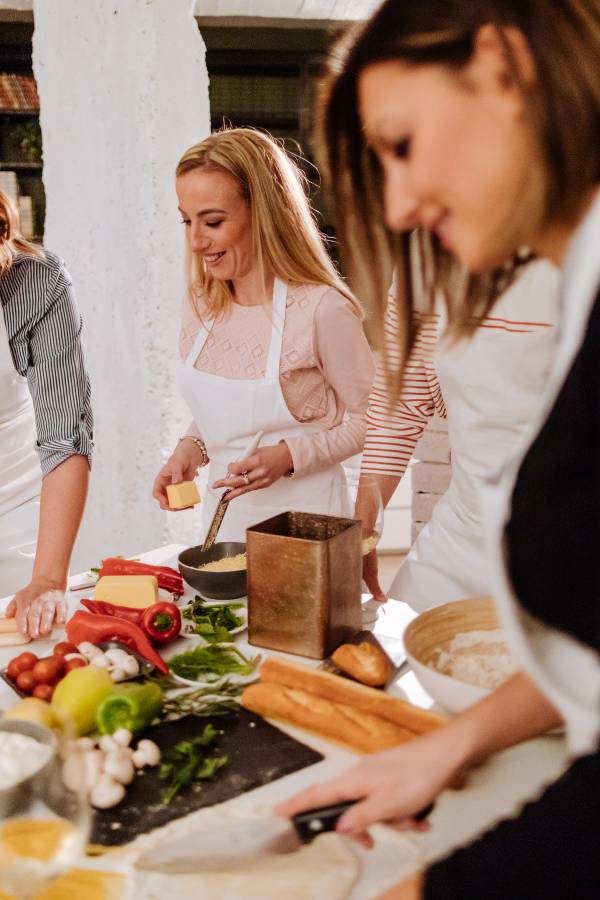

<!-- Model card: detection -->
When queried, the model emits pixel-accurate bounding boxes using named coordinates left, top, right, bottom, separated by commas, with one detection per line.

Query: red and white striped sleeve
left=361, top=293, right=445, bottom=477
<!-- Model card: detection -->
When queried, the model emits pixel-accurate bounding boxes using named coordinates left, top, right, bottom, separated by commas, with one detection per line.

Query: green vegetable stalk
left=96, top=681, right=163, bottom=735
left=168, top=645, right=260, bottom=682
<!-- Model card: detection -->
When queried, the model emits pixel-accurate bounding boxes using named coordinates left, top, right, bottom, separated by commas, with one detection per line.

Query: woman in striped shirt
left=0, top=190, right=93, bottom=638
left=362, top=260, right=558, bottom=610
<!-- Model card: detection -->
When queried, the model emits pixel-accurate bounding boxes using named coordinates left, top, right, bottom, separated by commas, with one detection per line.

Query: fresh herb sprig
left=159, top=680, right=251, bottom=722
left=159, top=724, right=227, bottom=803
left=181, top=597, right=244, bottom=643
left=169, top=644, right=260, bottom=683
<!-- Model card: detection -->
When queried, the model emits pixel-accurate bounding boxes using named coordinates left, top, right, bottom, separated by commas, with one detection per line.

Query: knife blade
left=201, top=430, right=265, bottom=553
left=135, top=801, right=354, bottom=874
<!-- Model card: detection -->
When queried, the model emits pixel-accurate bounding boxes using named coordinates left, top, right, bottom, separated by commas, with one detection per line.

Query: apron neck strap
left=185, top=317, right=214, bottom=368
left=265, top=278, right=287, bottom=379
left=185, top=278, right=288, bottom=374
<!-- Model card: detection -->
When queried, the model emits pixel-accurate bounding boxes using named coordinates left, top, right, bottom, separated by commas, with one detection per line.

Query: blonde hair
left=0, top=190, right=44, bottom=277
left=319, top=0, right=600, bottom=400
left=175, top=128, right=362, bottom=322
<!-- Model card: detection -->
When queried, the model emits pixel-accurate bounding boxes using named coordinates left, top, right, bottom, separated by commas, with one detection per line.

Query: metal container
left=246, top=511, right=362, bottom=659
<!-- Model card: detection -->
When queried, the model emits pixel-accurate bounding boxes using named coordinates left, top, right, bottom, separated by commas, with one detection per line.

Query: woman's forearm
left=33, top=454, right=90, bottom=587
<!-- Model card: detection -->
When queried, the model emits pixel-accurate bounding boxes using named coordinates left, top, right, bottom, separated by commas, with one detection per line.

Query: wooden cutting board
left=90, top=708, right=323, bottom=847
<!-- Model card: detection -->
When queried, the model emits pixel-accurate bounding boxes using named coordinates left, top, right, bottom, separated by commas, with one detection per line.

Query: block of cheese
left=94, top=575, right=159, bottom=608
left=166, top=480, right=201, bottom=509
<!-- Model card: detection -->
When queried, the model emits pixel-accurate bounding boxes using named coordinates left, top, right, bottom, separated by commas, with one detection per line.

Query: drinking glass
left=0, top=725, right=90, bottom=900
left=329, top=473, right=384, bottom=556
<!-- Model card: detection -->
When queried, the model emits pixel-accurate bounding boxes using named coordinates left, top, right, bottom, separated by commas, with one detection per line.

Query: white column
left=32, top=0, right=210, bottom=568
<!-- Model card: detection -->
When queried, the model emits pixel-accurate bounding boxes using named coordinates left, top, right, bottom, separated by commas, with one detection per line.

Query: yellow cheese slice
left=94, top=575, right=159, bottom=608
left=166, top=480, right=201, bottom=509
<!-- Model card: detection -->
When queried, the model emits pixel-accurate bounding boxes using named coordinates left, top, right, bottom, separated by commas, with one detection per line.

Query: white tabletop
left=0, top=545, right=571, bottom=874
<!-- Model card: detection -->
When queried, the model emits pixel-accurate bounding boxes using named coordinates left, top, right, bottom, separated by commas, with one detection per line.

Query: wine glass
left=329, top=473, right=384, bottom=556
left=0, top=722, right=90, bottom=900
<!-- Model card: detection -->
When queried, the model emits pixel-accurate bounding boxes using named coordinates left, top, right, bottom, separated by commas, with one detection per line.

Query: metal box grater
left=246, top=511, right=362, bottom=659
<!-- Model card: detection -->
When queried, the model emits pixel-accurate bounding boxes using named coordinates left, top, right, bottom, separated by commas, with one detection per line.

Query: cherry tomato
left=16, top=670, right=37, bottom=694
left=32, top=683, right=54, bottom=702
left=6, top=658, right=25, bottom=680
left=32, top=657, right=63, bottom=685
left=12, top=652, right=38, bottom=675
left=53, top=642, right=78, bottom=658
left=64, top=657, right=87, bottom=673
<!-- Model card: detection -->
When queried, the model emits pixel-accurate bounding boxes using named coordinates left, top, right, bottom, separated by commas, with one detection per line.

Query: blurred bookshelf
left=0, top=23, right=44, bottom=241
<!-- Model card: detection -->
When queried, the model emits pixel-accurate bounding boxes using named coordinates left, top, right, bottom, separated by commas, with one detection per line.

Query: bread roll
left=259, top=657, right=447, bottom=735
left=331, top=642, right=391, bottom=686
left=0, top=618, right=19, bottom=634
left=241, top=682, right=415, bottom=754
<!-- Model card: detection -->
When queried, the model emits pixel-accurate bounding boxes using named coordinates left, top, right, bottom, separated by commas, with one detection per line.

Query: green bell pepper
left=96, top=681, right=163, bottom=735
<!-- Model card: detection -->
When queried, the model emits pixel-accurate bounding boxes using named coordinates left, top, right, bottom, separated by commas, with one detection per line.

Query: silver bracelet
left=179, top=435, right=208, bottom=466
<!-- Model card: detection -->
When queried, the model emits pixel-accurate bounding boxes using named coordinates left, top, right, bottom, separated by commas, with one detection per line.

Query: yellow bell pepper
left=51, top=666, right=114, bottom=735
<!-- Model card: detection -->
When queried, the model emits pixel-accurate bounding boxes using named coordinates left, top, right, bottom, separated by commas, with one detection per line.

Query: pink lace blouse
left=179, top=282, right=375, bottom=476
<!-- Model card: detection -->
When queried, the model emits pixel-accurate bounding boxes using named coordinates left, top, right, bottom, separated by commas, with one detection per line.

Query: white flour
left=428, top=628, right=517, bottom=690
left=0, top=732, right=53, bottom=790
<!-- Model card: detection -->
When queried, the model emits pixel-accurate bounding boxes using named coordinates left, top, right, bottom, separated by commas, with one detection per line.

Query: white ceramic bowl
left=403, top=597, right=501, bottom=715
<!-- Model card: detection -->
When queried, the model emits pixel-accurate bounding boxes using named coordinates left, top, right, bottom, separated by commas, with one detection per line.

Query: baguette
left=241, top=682, right=415, bottom=754
left=0, top=618, right=18, bottom=634
left=259, top=657, right=447, bottom=735
left=331, top=642, right=391, bottom=687
left=0, top=633, right=32, bottom=646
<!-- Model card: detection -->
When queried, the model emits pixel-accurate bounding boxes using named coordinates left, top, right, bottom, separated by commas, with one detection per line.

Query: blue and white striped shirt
left=0, top=250, right=93, bottom=477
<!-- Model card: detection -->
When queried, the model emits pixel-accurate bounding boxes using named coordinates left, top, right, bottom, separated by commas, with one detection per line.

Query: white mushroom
left=121, top=655, right=140, bottom=678
left=89, top=653, right=111, bottom=669
left=82, top=749, right=104, bottom=793
left=90, top=774, right=126, bottom=809
left=62, top=753, right=88, bottom=794
left=109, top=666, right=127, bottom=682
left=78, top=642, right=104, bottom=661
left=112, top=729, right=133, bottom=748
left=76, top=737, right=95, bottom=752
left=99, top=734, right=120, bottom=754
left=103, top=751, right=134, bottom=785
left=104, top=648, right=130, bottom=665
left=64, top=653, right=88, bottom=664
left=132, top=739, right=161, bottom=768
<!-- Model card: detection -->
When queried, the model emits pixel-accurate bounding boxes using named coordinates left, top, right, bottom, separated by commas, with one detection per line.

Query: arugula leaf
left=168, top=645, right=260, bottom=683
left=181, top=599, right=245, bottom=643
left=159, top=724, right=226, bottom=803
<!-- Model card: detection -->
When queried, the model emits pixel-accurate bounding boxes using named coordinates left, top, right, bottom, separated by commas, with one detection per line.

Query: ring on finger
left=242, top=471, right=250, bottom=486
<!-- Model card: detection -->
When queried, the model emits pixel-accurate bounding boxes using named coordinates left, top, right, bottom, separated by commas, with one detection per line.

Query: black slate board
left=91, top=708, right=324, bottom=847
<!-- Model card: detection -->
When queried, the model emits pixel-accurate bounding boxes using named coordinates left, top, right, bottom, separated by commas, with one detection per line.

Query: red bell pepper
left=98, top=558, right=184, bottom=595
left=66, top=611, right=168, bottom=674
left=141, top=602, right=182, bottom=644
left=80, top=598, right=143, bottom=625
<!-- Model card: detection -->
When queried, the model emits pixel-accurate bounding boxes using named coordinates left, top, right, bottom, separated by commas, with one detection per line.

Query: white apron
left=389, top=262, right=559, bottom=611
left=179, top=278, right=345, bottom=543
left=0, top=306, right=42, bottom=597
left=485, top=193, right=600, bottom=758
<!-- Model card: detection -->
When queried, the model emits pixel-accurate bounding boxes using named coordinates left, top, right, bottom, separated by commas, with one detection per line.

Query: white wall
left=32, top=0, right=211, bottom=569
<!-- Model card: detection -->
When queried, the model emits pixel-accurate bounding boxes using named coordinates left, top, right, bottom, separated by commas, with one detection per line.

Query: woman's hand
left=153, top=440, right=207, bottom=510
left=5, top=578, right=68, bottom=639
left=212, top=441, right=293, bottom=500
left=275, top=729, right=461, bottom=849
left=363, top=549, right=388, bottom=603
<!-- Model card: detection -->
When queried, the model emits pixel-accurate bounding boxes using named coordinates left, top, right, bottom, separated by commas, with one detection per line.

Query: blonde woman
left=153, top=129, right=375, bottom=540
left=0, top=190, right=92, bottom=637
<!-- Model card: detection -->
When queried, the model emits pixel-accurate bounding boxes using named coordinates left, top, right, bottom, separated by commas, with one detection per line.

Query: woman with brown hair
left=153, top=128, right=374, bottom=542
left=278, top=1, right=600, bottom=897
left=0, top=190, right=92, bottom=637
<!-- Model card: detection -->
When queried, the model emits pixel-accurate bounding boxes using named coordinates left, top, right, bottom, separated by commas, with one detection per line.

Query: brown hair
left=0, top=189, right=44, bottom=277
left=175, top=127, right=362, bottom=323
left=318, top=0, right=600, bottom=396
